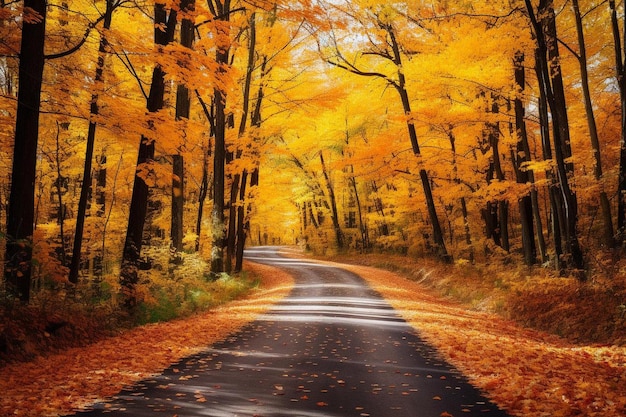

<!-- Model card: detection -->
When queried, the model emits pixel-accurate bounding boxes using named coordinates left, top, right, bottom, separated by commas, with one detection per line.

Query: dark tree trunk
left=571, top=0, right=614, bottom=248
left=171, top=0, right=194, bottom=253
left=209, top=0, right=232, bottom=275
left=513, top=52, right=537, bottom=265
left=53, top=123, right=68, bottom=267
left=211, top=88, right=227, bottom=274
left=447, top=129, right=473, bottom=262
left=120, top=4, right=177, bottom=306
left=69, top=0, right=113, bottom=284
left=226, top=12, right=256, bottom=273
left=349, top=174, right=368, bottom=250
left=483, top=118, right=509, bottom=252
left=609, top=0, right=626, bottom=241
left=320, top=151, right=344, bottom=250
left=93, top=154, right=106, bottom=275
left=386, top=24, right=448, bottom=260
left=535, top=47, right=563, bottom=265
left=194, top=94, right=214, bottom=252
left=371, top=181, right=389, bottom=237
left=527, top=0, right=585, bottom=273
left=225, top=173, right=240, bottom=274
left=234, top=50, right=267, bottom=271
left=4, top=0, right=47, bottom=303
left=234, top=170, right=248, bottom=273
left=171, top=154, right=184, bottom=251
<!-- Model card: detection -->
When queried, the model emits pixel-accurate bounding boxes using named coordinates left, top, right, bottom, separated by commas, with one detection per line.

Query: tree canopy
left=1, top=0, right=625, bottom=305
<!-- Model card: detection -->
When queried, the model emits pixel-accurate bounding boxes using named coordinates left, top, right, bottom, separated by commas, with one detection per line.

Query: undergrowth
left=321, top=251, right=626, bottom=346
left=0, top=249, right=259, bottom=365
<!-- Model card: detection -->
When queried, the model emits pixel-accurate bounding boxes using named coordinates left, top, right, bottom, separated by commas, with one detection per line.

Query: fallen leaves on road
left=338, top=263, right=626, bottom=417
left=0, top=262, right=294, bottom=417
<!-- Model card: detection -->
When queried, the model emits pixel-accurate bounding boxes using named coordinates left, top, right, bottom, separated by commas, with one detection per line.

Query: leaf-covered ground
left=2, top=255, right=625, bottom=417
left=337, top=262, right=626, bottom=417
left=0, top=262, right=294, bottom=417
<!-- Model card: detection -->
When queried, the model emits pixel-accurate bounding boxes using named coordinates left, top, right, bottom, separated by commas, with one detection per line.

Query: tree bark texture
left=4, top=0, right=47, bottom=303
left=527, top=0, right=584, bottom=272
left=120, top=4, right=177, bottom=306
left=171, top=0, right=194, bottom=253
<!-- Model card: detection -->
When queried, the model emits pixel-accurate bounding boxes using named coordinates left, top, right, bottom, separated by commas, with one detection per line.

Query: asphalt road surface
left=73, top=246, right=509, bottom=417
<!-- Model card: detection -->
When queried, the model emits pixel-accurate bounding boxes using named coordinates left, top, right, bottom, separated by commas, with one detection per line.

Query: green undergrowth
left=320, top=251, right=626, bottom=346
left=0, top=249, right=260, bottom=365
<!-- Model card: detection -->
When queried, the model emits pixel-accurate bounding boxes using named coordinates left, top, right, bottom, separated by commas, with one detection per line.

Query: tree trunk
left=535, top=47, right=563, bottom=266
left=209, top=0, right=232, bottom=274
left=171, top=0, right=194, bottom=253
left=69, top=0, right=113, bottom=284
left=527, top=0, right=584, bottom=273
left=572, top=0, right=614, bottom=248
left=234, top=170, right=248, bottom=273
left=226, top=12, right=256, bottom=273
left=194, top=94, right=214, bottom=252
left=120, top=4, right=177, bottom=306
left=320, top=151, right=344, bottom=250
left=386, top=24, right=449, bottom=260
left=371, top=181, right=389, bottom=237
left=53, top=123, right=68, bottom=267
left=447, top=129, right=474, bottom=262
left=4, top=0, right=47, bottom=303
left=349, top=174, right=368, bottom=250
left=211, top=89, right=227, bottom=274
left=483, top=118, right=509, bottom=252
left=234, top=51, right=267, bottom=271
left=93, top=154, right=106, bottom=276
left=542, top=1, right=584, bottom=271
left=513, top=51, right=537, bottom=265
left=609, top=0, right=626, bottom=241
left=225, top=173, right=240, bottom=274
left=171, top=154, right=184, bottom=252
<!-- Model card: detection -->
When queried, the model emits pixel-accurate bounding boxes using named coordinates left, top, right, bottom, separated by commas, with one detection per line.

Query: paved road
left=74, top=247, right=509, bottom=417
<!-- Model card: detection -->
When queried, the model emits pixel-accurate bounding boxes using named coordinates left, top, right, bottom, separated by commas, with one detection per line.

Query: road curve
left=73, top=246, right=509, bottom=417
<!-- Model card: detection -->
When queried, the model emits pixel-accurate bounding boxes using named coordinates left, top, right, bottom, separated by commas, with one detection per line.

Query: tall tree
left=171, top=0, right=195, bottom=254
left=226, top=11, right=256, bottom=274
left=570, top=0, right=614, bottom=248
left=208, top=0, right=232, bottom=274
left=319, top=150, right=344, bottom=250
left=120, top=3, right=178, bottom=307
left=325, top=9, right=449, bottom=260
left=481, top=96, right=509, bottom=253
left=526, top=0, right=584, bottom=272
left=609, top=0, right=626, bottom=241
left=68, top=0, right=115, bottom=284
left=512, top=52, right=538, bottom=265
left=4, top=0, right=47, bottom=302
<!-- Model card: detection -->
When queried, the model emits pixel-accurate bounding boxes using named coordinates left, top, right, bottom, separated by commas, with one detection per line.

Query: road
left=74, top=247, right=509, bottom=417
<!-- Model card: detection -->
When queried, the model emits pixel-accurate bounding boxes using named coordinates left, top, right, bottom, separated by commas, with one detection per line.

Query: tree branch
left=45, top=11, right=109, bottom=60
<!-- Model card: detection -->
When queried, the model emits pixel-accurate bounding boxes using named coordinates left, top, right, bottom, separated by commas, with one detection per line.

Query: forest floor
left=1, top=250, right=625, bottom=416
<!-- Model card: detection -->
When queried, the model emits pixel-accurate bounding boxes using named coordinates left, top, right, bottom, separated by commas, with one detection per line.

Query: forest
left=1, top=0, right=626, bottom=359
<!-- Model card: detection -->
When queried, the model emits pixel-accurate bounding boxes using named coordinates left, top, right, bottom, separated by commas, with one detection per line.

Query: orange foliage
left=337, top=263, right=626, bottom=417
left=0, top=262, right=294, bottom=417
